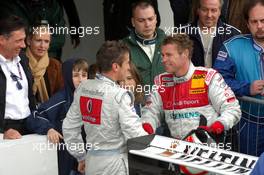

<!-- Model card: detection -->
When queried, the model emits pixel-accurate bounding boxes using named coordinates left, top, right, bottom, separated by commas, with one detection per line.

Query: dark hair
left=96, top=40, right=130, bottom=73
left=243, top=0, right=264, bottom=22
left=0, top=15, right=27, bottom=37
left=131, top=0, right=156, bottom=17
left=162, top=34, right=193, bottom=59
left=88, top=63, right=98, bottom=79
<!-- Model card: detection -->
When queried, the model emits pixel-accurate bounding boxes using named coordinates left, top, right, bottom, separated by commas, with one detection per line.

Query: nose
left=144, top=20, right=150, bottom=27
left=207, top=10, right=212, bottom=18
left=257, top=21, right=264, bottom=29
left=162, top=55, right=167, bottom=63
left=40, top=41, right=44, bottom=47
left=21, top=40, right=26, bottom=48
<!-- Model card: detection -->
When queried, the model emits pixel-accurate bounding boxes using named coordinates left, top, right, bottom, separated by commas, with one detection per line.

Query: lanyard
left=17, top=63, right=23, bottom=80
left=4, top=62, right=23, bottom=80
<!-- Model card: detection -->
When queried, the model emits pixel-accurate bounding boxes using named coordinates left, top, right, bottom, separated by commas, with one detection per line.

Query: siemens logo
left=170, top=112, right=200, bottom=120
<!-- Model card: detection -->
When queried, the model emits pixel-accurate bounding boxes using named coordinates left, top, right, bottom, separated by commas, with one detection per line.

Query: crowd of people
left=1, top=0, right=264, bottom=174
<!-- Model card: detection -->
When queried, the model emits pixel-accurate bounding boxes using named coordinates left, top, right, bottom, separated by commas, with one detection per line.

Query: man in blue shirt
left=214, top=0, right=264, bottom=156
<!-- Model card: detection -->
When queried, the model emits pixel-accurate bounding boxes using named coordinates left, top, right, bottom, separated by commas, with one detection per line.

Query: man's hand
left=142, top=123, right=154, bottom=134
left=78, top=160, right=85, bottom=174
left=3, top=128, right=22, bottom=139
left=198, top=121, right=224, bottom=135
left=209, top=121, right=224, bottom=135
left=250, top=80, right=264, bottom=96
left=47, top=128, right=63, bottom=144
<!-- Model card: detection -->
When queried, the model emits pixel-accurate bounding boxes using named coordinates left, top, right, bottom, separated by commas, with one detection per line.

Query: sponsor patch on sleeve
left=216, top=51, right=228, bottom=61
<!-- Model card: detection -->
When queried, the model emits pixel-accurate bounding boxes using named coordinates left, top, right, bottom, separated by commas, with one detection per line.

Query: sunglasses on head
left=10, top=72, right=22, bottom=90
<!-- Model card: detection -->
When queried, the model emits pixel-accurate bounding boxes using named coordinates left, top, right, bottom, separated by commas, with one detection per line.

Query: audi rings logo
left=87, top=99, right=93, bottom=113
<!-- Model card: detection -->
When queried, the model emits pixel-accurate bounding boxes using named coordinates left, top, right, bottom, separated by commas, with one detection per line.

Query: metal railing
left=237, top=96, right=264, bottom=156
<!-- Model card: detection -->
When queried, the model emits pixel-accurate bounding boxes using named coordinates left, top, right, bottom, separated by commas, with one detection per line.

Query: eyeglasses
left=10, top=72, right=22, bottom=90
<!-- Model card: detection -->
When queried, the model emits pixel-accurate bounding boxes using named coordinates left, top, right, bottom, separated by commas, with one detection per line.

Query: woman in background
left=26, top=24, right=63, bottom=103
left=119, top=63, right=145, bottom=116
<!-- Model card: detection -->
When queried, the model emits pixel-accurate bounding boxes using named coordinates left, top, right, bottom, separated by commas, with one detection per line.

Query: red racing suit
left=142, top=63, right=241, bottom=139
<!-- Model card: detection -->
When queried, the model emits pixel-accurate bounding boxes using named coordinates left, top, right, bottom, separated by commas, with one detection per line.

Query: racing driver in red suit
left=141, top=34, right=241, bottom=141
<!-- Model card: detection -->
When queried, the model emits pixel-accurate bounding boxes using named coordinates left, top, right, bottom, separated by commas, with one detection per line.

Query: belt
left=4, top=118, right=26, bottom=125
left=88, top=149, right=124, bottom=156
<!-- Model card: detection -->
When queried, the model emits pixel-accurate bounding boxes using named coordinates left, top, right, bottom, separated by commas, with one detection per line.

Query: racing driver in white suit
left=63, top=41, right=147, bottom=175
left=142, top=34, right=241, bottom=141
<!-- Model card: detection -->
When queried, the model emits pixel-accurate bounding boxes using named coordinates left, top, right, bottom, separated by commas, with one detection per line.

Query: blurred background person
left=26, top=24, right=63, bottom=103
left=214, top=0, right=264, bottom=156
left=0, top=0, right=81, bottom=61
left=123, top=0, right=165, bottom=86
left=103, top=0, right=160, bottom=40
left=27, top=58, right=88, bottom=175
left=182, top=0, right=240, bottom=68
left=119, top=62, right=145, bottom=117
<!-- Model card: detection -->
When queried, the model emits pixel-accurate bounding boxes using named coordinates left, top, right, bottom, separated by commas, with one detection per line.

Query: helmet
left=179, top=115, right=216, bottom=175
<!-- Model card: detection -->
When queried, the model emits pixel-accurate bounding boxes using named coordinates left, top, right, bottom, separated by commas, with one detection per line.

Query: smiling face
left=247, top=3, right=264, bottom=43
left=27, top=27, right=51, bottom=60
left=197, top=0, right=221, bottom=29
left=161, top=43, right=190, bottom=77
left=0, top=28, right=26, bottom=60
left=132, top=5, right=157, bottom=39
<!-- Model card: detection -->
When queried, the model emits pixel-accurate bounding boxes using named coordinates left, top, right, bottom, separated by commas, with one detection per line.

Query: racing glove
left=210, top=121, right=224, bottom=135
left=142, top=123, right=154, bottom=134
left=199, top=121, right=224, bottom=135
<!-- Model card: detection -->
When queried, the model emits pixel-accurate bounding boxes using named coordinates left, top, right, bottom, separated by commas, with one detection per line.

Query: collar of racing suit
left=173, top=62, right=195, bottom=83
left=95, top=73, right=119, bottom=86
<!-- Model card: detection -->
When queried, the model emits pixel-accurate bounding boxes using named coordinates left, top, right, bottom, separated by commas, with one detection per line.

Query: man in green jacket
left=123, top=0, right=165, bottom=86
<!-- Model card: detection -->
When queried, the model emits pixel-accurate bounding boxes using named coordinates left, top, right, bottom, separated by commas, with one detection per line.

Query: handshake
left=142, top=121, right=225, bottom=135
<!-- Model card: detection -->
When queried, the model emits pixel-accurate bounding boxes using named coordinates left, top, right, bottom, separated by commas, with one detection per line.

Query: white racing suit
left=142, top=63, right=241, bottom=139
left=63, top=74, right=147, bottom=175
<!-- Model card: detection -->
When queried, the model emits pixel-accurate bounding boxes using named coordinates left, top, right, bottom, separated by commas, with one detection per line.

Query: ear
left=131, top=17, right=135, bottom=28
left=0, top=35, right=6, bottom=45
left=112, top=63, right=119, bottom=72
left=183, top=49, right=190, bottom=58
left=154, top=14, right=157, bottom=22
left=246, top=22, right=249, bottom=30
left=0, top=36, right=4, bottom=45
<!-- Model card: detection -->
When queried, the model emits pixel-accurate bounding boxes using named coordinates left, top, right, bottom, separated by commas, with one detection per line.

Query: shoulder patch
left=216, top=51, right=228, bottom=61
left=218, top=51, right=227, bottom=58
left=205, top=69, right=217, bottom=85
left=154, top=73, right=173, bottom=86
